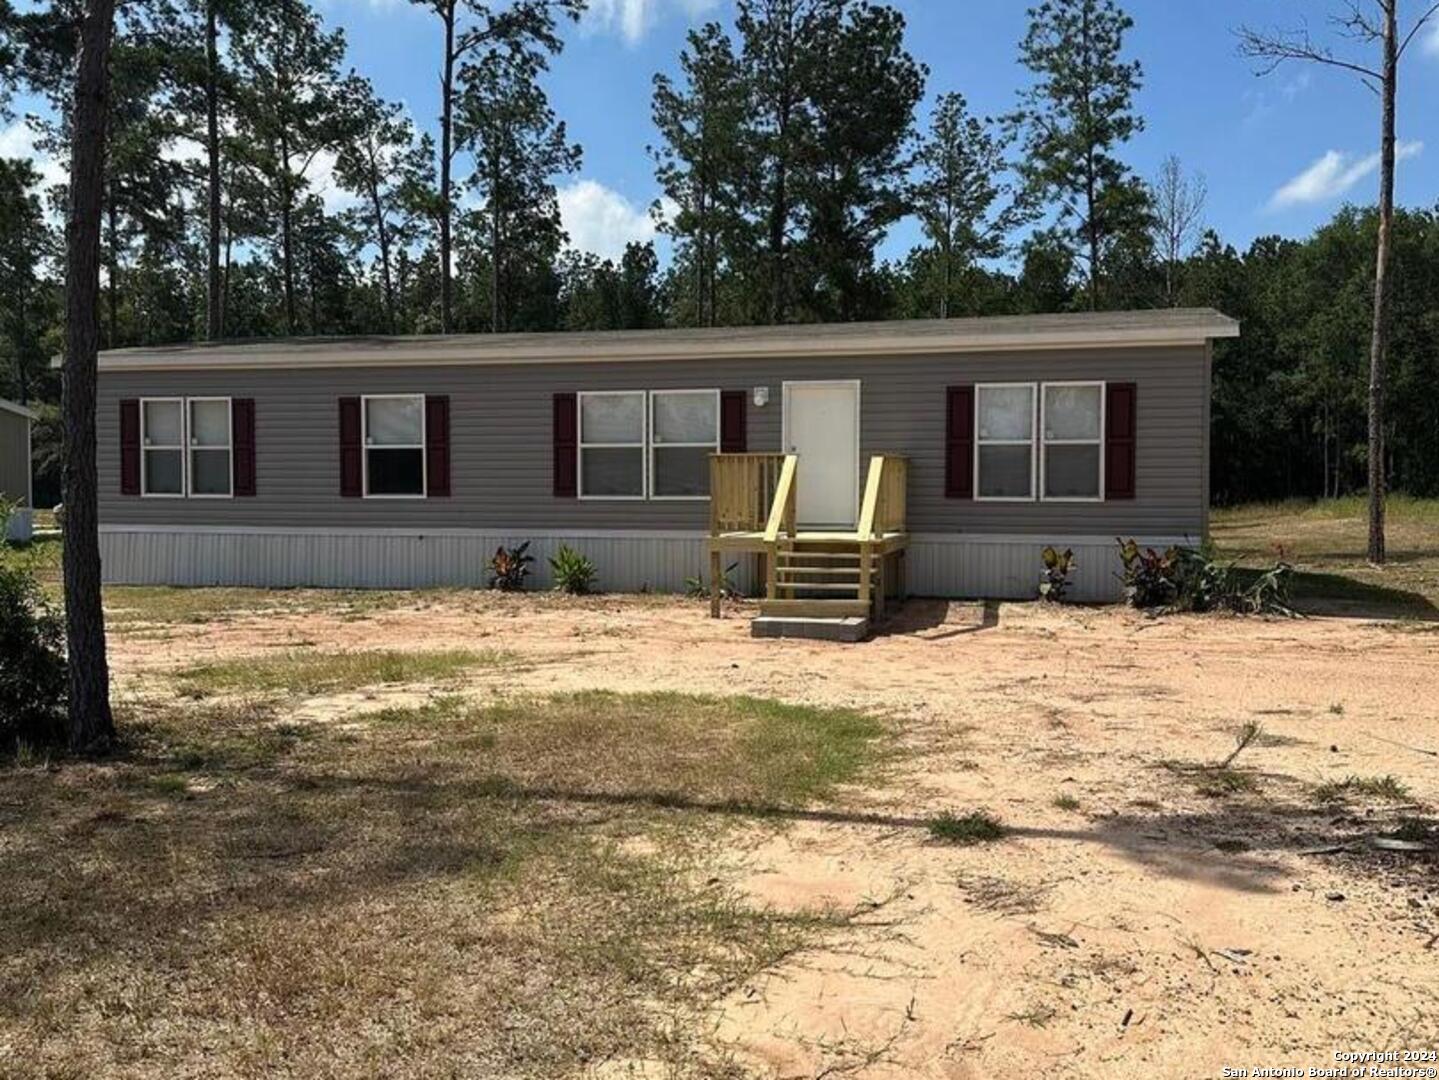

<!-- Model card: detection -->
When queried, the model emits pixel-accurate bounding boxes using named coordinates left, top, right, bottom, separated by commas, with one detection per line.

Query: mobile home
left=91, top=309, right=1238, bottom=612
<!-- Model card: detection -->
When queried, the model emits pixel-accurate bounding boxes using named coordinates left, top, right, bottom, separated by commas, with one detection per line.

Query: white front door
left=783, top=380, right=860, bottom=528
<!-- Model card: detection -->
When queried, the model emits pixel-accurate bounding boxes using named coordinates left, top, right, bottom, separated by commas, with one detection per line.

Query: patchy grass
left=928, top=811, right=1005, bottom=845
left=367, top=690, right=886, bottom=809
left=0, top=535, right=61, bottom=587
left=1212, top=497, right=1439, bottom=617
left=0, top=689, right=887, bottom=1078
left=1313, top=774, right=1412, bottom=805
left=176, top=648, right=504, bottom=697
left=1161, top=759, right=1259, bottom=798
left=104, top=585, right=458, bottom=628
left=1052, top=793, right=1081, bottom=812
left=0, top=539, right=475, bottom=625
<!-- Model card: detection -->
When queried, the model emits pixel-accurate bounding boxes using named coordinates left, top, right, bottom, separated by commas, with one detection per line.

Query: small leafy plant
left=1117, top=539, right=1180, bottom=609
left=1038, top=546, right=1076, bottom=602
left=685, top=560, right=740, bottom=600
left=487, top=542, right=534, bottom=592
left=550, top=545, right=598, bottom=595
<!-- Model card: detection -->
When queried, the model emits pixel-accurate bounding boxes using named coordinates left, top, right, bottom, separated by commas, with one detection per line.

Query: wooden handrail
left=762, top=455, right=798, bottom=543
left=710, top=452, right=786, bottom=535
left=858, top=454, right=909, bottom=539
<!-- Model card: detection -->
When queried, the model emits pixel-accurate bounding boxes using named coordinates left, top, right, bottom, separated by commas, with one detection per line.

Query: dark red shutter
left=553, top=392, right=578, bottom=497
left=944, top=385, right=974, bottom=499
left=425, top=395, right=451, bottom=497
left=720, top=390, right=747, bottom=453
left=1105, top=382, right=1137, bottom=500
left=119, top=398, right=141, bottom=495
left=339, top=396, right=363, bottom=497
left=232, top=398, right=256, bottom=497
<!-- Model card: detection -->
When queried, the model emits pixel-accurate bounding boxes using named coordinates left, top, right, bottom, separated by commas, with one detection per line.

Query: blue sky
left=5, top=0, right=1438, bottom=265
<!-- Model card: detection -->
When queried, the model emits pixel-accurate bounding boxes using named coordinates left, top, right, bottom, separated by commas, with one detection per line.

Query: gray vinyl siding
left=96, top=345, right=1208, bottom=538
left=0, top=410, right=30, bottom=506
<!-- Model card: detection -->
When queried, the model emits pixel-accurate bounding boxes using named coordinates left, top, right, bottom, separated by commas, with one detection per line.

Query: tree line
left=3, top=0, right=1438, bottom=512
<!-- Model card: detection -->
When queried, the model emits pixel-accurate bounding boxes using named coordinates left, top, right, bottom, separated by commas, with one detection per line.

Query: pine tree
left=1011, top=0, right=1150, bottom=310
left=909, top=92, right=1020, bottom=319
left=229, top=0, right=348, bottom=335
left=457, top=37, right=579, bottom=333
left=798, top=2, right=924, bottom=321
left=405, top=0, right=583, bottom=334
left=650, top=22, right=746, bottom=327
left=333, top=77, right=433, bottom=334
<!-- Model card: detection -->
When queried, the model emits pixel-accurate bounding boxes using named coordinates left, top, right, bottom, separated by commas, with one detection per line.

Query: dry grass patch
left=459, top=691, right=883, bottom=808
left=1212, top=496, right=1439, bottom=616
left=0, top=689, right=884, bottom=1079
left=1313, top=774, right=1412, bottom=805
left=176, top=647, right=504, bottom=697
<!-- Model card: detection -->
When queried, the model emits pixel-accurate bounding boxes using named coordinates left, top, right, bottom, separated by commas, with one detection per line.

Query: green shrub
left=1038, top=546, right=1075, bottom=602
left=1117, top=539, right=1294, bottom=616
left=487, top=542, right=534, bottom=592
left=550, top=545, right=598, bottom=595
left=0, top=563, right=67, bottom=750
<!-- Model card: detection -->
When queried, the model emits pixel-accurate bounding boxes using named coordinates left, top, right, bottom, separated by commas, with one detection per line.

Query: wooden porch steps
left=708, top=451, right=910, bottom=640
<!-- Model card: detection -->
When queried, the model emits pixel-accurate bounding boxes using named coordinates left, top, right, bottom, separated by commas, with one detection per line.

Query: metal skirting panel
left=99, top=528, right=1188, bottom=601
left=905, top=534, right=1190, bottom=602
left=100, top=529, right=737, bottom=593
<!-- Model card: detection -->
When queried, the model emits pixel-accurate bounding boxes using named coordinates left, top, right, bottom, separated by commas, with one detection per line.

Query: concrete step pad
left=750, top=615, right=870, bottom=643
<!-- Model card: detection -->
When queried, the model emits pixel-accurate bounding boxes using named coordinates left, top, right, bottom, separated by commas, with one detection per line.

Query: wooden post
left=766, top=542, right=778, bottom=600
left=859, top=539, right=873, bottom=616
left=709, top=548, right=722, bottom=618
left=875, top=552, right=887, bottom=621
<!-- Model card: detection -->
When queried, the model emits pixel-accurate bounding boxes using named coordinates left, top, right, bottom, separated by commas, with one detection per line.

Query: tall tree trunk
left=104, top=192, right=118, bottom=346
left=205, top=0, right=223, bottom=339
left=369, top=173, right=397, bottom=334
left=279, top=130, right=297, bottom=335
left=489, top=157, right=501, bottom=333
left=62, top=0, right=118, bottom=752
left=1366, top=4, right=1397, bottom=565
left=439, top=5, right=455, bottom=334
left=769, top=163, right=786, bottom=324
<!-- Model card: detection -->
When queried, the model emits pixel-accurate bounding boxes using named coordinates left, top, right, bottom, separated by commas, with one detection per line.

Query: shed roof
left=87, top=308, right=1239, bottom=373
left=0, top=398, right=38, bottom=421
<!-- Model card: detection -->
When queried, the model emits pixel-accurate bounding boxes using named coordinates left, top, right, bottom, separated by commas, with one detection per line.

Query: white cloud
left=557, top=178, right=663, bottom=260
left=0, top=120, right=68, bottom=197
left=1423, top=19, right=1439, bottom=57
left=1268, top=141, right=1423, bottom=210
left=583, top=0, right=720, bottom=45
left=305, top=149, right=362, bottom=216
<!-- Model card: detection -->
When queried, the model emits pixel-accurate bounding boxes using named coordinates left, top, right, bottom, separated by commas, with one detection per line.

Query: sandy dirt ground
left=109, top=594, right=1439, bottom=1078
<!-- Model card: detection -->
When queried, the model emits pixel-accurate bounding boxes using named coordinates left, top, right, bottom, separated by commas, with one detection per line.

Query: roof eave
left=88, top=322, right=1241, bottom=373
left=0, top=398, right=38, bottom=420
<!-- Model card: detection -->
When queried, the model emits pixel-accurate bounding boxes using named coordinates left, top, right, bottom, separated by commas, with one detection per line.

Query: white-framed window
left=188, top=397, right=233, bottom=498
left=975, top=383, right=1036, bottom=501
left=578, top=390, right=646, bottom=499
left=363, top=394, right=426, bottom=498
left=1041, top=382, right=1105, bottom=501
left=649, top=389, right=719, bottom=500
left=140, top=397, right=186, bottom=497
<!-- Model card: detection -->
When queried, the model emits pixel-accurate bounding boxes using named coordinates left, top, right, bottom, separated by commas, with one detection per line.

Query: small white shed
left=0, top=397, right=36, bottom=543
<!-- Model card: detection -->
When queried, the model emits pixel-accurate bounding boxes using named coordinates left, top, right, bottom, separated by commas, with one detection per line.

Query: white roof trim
left=0, top=398, right=38, bottom=421
left=82, top=311, right=1240, bottom=373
